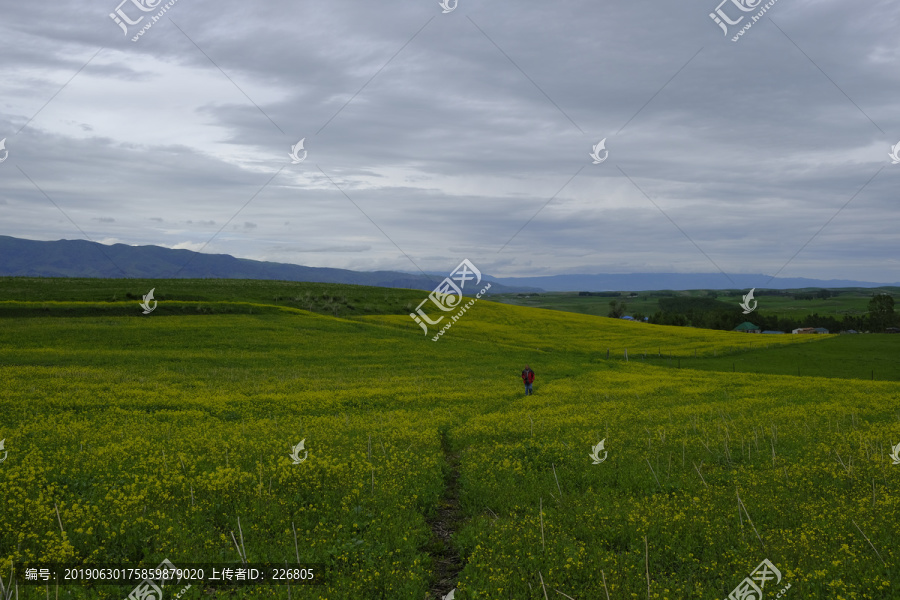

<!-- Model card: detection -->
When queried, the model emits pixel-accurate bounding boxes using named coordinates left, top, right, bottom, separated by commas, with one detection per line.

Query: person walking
left=521, top=365, right=535, bottom=396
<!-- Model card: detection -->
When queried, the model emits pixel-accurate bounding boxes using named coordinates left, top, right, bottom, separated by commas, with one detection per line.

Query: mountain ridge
left=1, top=236, right=896, bottom=292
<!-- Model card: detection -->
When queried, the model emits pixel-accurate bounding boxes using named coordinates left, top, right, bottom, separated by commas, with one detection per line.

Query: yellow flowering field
left=449, top=365, right=900, bottom=598
left=367, top=301, right=819, bottom=358
left=0, top=290, right=897, bottom=599
left=0, top=310, right=454, bottom=599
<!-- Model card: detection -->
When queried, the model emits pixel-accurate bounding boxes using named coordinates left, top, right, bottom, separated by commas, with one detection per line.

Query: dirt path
left=426, top=429, right=464, bottom=599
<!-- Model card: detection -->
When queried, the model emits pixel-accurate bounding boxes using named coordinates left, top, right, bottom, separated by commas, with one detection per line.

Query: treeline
left=615, top=294, right=898, bottom=333
left=648, top=310, right=872, bottom=333
left=646, top=297, right=737, bottom=329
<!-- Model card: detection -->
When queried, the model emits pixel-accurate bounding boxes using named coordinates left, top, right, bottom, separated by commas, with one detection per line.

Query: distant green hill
left=0, top=276, right=426, bottom=319
left=491, top=288, right=899, bottom=333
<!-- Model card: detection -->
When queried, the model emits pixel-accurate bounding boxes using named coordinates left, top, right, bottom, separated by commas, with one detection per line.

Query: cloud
left=170, top=241, right=206, bottom=252
left=274, top=244, right=371, bottom=254
left=0, top=0, right=897, bottom=282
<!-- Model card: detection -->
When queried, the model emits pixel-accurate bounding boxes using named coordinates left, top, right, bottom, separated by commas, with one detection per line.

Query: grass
left=0, top=276, right=426, bottom=319
left=491, top=287, right=898, bottom=321
left=1, top=277, right=899, bottom=599
left=639, top=333, right=900, bottom=381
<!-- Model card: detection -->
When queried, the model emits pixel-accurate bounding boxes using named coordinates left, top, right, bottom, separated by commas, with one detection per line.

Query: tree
left=868, top=294, right=895, bottom=332
left=649, top=311, right=688, bottom=327
left=608, top=300, right=626, bottom=318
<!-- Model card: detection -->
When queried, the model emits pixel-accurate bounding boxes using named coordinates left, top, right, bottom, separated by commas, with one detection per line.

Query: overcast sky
left=1, top=0, right=898, bottom=283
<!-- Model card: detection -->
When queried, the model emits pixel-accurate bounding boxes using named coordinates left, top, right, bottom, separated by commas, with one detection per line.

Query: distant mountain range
left=0, top=236, right=538, bottom=294
left=1, top=236, right=896, bottom=292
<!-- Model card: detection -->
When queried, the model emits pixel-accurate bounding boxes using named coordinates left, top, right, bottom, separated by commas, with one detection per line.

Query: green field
left=1, top=278, right=899, bottom=599
left=0, top=277, right=425, bottom=318
left=492, top=287, right=898, bottom=322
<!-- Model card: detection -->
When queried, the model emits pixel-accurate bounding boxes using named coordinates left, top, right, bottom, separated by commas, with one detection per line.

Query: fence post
left=625, top=348, right=628, bottom=362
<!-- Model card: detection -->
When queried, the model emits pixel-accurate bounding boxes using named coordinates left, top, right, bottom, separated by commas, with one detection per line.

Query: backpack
left=524, top=369, right=535, bottom=384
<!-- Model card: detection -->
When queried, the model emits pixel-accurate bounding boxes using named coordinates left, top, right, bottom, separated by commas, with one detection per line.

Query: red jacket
left=522, top=369, right=535, bottom=384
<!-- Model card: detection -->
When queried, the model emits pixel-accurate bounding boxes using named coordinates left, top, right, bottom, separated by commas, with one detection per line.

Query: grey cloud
left=0, top=0, right=897, bottom=282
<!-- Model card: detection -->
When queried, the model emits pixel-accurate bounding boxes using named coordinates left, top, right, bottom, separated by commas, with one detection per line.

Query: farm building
left=761, top=330, right=785, bottom=334
left=792, top=327, right=816, bottom=334
left=734, top=322, right=760, bottom=333
left=813, top=327, right=829, bottom=334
